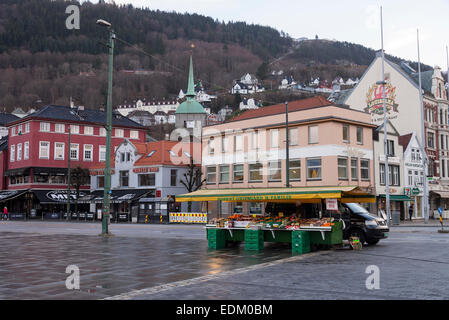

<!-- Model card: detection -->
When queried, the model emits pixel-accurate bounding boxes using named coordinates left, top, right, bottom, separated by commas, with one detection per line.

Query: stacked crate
left=291, top=230, right=311, bottom=254
left=207, top=228, right=226, bottom=249
left=244, top=229, right=264, bottom=251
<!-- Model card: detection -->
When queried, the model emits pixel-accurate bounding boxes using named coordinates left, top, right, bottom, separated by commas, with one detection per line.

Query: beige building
left=201, top=96, right=376, bottom=216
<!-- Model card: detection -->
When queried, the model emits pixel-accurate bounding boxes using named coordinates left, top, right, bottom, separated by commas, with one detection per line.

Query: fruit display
left=209, top=215, right=335, bottom=230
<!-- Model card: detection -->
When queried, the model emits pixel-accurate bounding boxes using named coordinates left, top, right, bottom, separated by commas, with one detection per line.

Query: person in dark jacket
left=409, top=204, right=414, bottom=221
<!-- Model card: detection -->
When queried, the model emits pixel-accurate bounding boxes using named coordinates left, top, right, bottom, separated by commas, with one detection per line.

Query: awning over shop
left=33, top=167, right=68, bottom=175
left=79, top=189, right=155, bottom=203
left=32, top=190, right=88, bottom=204
left=429, top=191, right=449, bottom=199
left=0, top=190, right=28, bottom=202
left=378, top=194, right=412, bottom=201
left=176, top=186, right=375, bottom=203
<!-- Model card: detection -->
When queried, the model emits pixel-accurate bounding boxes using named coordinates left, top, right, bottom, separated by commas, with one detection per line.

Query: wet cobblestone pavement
left=1, top=221, right=449, bottom=300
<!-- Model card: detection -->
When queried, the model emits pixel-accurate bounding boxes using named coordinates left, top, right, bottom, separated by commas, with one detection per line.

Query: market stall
left=176, top=186, right=375, bottom=254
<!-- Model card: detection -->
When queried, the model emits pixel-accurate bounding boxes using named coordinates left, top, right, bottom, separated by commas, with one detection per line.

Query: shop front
left=0, top=190, right=29, bottom=219
left=377, top=194, right=412, bottom=221
left=138, top=196, right=179, bottom=224
left=31, top=189, right=89, bottom=220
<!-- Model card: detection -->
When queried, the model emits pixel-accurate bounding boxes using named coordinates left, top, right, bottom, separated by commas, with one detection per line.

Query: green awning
left=379, top=194, right=411, bottom=201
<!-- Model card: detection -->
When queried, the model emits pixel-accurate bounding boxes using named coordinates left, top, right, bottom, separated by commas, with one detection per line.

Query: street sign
left=412, top=188, right=420, bottom=195
left=438, top=207, right=443, bottom=215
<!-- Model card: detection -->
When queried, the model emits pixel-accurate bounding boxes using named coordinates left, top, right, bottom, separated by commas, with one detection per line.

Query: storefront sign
left=46, top=190, right=86, bottom=202
left=219, top=195, right=293, bottom=202
left=326, top=199, right=338, bottom=211
left=133, top=167, right=159, bottom=173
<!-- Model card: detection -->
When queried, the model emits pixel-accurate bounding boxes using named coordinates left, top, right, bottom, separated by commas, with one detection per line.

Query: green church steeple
left=186, top=55, right=196, bottom=98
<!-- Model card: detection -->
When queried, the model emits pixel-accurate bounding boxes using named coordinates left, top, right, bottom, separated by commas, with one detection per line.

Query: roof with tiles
left=226, top=96, right=333, bottom=123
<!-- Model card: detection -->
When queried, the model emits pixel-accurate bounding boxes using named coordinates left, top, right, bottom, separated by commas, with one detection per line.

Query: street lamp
left=97, top=19, right=115, bottom=235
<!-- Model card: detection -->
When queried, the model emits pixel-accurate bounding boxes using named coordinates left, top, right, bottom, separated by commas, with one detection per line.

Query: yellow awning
left=176, top=186, right=375, bottom=203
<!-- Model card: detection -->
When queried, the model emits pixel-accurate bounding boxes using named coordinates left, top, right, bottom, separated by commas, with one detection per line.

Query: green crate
left=208, top=238, right=226, bottom=249
left=244, top=243, right=264, bottom=251
left=207, top=229, right=226, bottom=241
left=309, top=229, right=342, bottom=245
left=292, top=243, right=311, bottom=254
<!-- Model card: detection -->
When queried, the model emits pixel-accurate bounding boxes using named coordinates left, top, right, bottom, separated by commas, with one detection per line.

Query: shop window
left=268, top=161, right=281, bottom=181
left=120, top=170, right=129, bottom=187
left=360, top=159, right=370, bottom=180
left=219, top=165, right=229, bottom=183
left=289, top=159, right=301, bottom=181
left=307, top=158, right=321, bottom=180
left=233, top=202, right=243, bottom=214
left=206, top=166, right=216, bottom=184
left=139, top=174, right=155, bottom=187
left=249, top=203, right=262, bottom=215
left=338, top=157, right=348, bottom=180
left=170, top=169, right=177, bottom=186
left=249, top=163, right=263, bottom=182
left=34, top=175, right=49, bottom=183
left=233, top=164, right=244, bottom=182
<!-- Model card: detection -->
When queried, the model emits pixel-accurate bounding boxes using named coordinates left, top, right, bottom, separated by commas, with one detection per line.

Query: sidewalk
left=391, top=218, right=447, bottom=227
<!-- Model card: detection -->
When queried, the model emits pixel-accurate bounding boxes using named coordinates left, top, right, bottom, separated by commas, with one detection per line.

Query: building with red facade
left=0, top=105, right=146, bottom=219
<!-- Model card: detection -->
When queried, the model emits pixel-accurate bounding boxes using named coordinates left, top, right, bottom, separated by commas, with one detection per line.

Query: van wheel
left=349, top=229, right=366, bottom=245
left=366, top=239, right=379, bottom=245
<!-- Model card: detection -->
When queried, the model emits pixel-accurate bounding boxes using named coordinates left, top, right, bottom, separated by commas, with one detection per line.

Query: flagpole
left=380, top=6, right=391, bottom=225
left=417, top=29, right=429, bottom=224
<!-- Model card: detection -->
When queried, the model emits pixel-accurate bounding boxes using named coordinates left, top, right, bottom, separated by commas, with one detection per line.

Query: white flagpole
left=380, top=6, right=391, bottom=225
left=417, top=29, right=429, bottom=224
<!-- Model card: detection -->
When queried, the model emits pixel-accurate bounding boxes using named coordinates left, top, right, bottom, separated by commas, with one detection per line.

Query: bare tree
left=179, top=158, right=206, bottom=212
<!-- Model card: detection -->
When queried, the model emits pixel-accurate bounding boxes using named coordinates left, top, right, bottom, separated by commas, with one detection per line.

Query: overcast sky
left=86, top=0, right=449, bottom=70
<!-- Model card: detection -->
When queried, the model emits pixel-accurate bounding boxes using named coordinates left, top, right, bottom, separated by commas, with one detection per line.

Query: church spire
left=186, top=55, right=196, bottom=99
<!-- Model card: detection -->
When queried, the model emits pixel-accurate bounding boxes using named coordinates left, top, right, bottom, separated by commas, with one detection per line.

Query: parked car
left=341, top=203, right=389, bottom=245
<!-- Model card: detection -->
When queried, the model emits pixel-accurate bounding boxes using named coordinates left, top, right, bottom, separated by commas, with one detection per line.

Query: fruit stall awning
left=175, top=186, right=375, bottom=203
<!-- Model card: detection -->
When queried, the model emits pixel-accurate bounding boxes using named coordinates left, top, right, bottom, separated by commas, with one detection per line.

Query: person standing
left=3, top=206, right=7, bottom=221
left=408, top=203, right=414, bottom=221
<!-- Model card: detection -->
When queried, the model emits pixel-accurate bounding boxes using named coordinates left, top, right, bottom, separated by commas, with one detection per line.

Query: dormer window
left=183, top=151, right=191, bottom=158
left=168, top=150, right=177, bottom=157
left=146, top=150, right=156, bottom=158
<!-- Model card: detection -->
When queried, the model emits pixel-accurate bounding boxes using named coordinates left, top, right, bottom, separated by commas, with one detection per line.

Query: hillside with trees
left=0, top=0, right=433, bottom=112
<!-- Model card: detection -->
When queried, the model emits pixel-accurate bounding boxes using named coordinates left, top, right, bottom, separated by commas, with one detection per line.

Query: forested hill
left=0, top=0, right=432, bottom=112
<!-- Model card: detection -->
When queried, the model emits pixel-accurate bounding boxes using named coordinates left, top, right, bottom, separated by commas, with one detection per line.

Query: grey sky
left=88, top=0, right=449, bottom=69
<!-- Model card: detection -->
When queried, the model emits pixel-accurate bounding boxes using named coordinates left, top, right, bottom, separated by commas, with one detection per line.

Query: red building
left=1, top=105, right=146, bottom=219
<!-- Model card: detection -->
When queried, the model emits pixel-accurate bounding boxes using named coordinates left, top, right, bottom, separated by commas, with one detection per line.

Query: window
left=25, top=123, right=30, bottom=133
left=427, top=132, right=435, bottom=148
left=338, top=157, right=348, bottom=179
left=289, top=128, right=298, bottom=146
left=233, top=164, right=244, bottom=182
left=170, top=169, right=177, bottom=186
left=442, top=159, right=446, bottom=178
left=54, top=143, right=64, bottom=160
left=84, top=144, right=93, bottom=161
left=380, top=164, right=386, bottom=185
left=120, top=152, right=125, bottom=162
left=342, top=125, right=349, bottom=143
left=219, top=165, right=230, bottom=183
left=268, top=161, right=281, bottom=181
left=97, top=176, right=105, bottom=188
left=233, top=202, right=243, bottom=214
left=307, top=158, right=322, bottom=180
left=84, top=126, right=93, bottom=135
left=360, top=159, right=370, bottom=180
left=70, top=144, right=79, bottom=160
left=99, top=146, right=106, bottom=162
left=251, top=131, right=259, bottom=150
left=221, top=136, right=228, bottom=153
left=100, top=128, right=107, bottom=136
left=206, top=166, right=217, bottom=183
left=40, top=122, right=50, bottom=132
left=441, top=134, right=445, bottom=150
left=70, top=125, right=79, bottom=134
left=208, top=137, right=215, bottom=155
left=270, top=129, right=279, bottom=148
left=289, top=159, right=301, bottom=181
left=234, top=135, right=243, bottom=151
left=308, top=126, right=318, bottom=144
left=11, top=127, right=15, bottom=136
left=55, top=123, right=65, bottom=133
left=130, top=130, right=139, bottom=139
left=139, top=174, right=155, bottom=186
left=39, top=142, right=49, bottom=159
left=408, top=170, right=413, bottom=186
left=24, top=142, right=29, bottom=160
left=120, top=170, right=129, bottom=187
left=17, top=125, right=22, bottom=135
left=387, top=140, right=395, bottom=156
left=115, top=128, right=124, bottom=138
left=16, top=143, right=22, bottom=161
left=249, top=163, right=263, bottom=182
left=356, top=127, right=363, bottom=144
left=351, top=158, right=358, bottom=180
left=10, top=145, right=15, bottom=162
left=391, top=165, right=400, bottom=186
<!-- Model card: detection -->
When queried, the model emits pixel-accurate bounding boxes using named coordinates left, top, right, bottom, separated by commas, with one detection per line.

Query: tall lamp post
left=97, top=19, right=114, bottom=235
left=66, top=123, right=72, bottom=221
left=285, top=101, right=290, bottom=188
